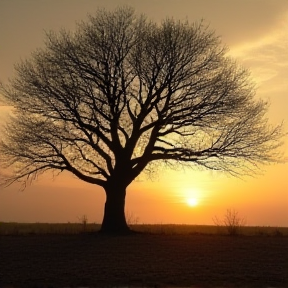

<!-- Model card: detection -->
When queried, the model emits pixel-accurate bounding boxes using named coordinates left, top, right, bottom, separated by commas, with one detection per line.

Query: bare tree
left=0, top=7, right=283, bottom=234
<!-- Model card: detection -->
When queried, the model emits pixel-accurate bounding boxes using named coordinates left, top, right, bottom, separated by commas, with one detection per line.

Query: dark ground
left=0, top=233, right=287, bottom=288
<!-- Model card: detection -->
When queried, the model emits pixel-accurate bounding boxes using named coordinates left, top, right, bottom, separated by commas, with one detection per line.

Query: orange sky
left=0, top=0, right=287, bottom=226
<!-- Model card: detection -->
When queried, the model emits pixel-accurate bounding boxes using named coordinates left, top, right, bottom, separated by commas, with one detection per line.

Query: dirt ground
left=0, top=233, right=287, bottom=288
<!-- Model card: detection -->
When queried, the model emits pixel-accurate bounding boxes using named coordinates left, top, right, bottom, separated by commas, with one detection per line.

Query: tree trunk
left=100, top=182, right=130, bottom=234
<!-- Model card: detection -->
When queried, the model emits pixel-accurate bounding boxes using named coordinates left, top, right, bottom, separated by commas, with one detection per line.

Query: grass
left=1, top=221, right=287, bottom=236
left=0, top=222, right=99, bottom=235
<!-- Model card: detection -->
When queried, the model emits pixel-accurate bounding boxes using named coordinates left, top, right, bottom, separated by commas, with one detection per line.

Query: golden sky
left=0, top=0, right=287, bottom=226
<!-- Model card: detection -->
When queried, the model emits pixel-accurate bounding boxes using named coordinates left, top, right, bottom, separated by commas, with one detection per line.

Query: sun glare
left=173, top=186, right=203, bottom=208
left=187, top=197, right=198, bottom=207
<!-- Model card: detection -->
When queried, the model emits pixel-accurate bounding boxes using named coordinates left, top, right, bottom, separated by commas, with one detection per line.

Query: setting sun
left=179, top=187, right=202, bottom=207
left=187, top=198, right=198, bottom=207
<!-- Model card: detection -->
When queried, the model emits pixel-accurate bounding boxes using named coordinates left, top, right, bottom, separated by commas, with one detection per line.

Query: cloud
left=227, top=12, right=288, bottom=125
left=229, top=11, right=288, bottom=88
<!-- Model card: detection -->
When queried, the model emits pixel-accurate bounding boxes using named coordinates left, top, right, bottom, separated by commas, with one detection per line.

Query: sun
left=187, top=197, right=198, bottom=207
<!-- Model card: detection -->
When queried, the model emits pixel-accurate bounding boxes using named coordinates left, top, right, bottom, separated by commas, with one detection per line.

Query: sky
left=0, top=0, right=287, bottom=226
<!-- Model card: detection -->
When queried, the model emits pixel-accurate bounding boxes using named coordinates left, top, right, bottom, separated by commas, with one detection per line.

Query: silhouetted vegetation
left=1, top=222, right=287, bottom=236
left=213, top=208, right=246, bottom=236
left=0, top=7, right=284, bottom=234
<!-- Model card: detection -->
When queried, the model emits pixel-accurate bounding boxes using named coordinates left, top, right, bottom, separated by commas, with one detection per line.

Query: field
left=1, top=223, right=288, bottom=288
left=1, top=222, right=288, bottom=236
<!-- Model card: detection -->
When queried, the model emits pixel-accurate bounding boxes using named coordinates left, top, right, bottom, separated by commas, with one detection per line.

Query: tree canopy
left=0, top=7, right=283, bottom=233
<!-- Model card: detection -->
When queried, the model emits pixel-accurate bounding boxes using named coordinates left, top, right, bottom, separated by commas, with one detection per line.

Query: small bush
left=78, top=215, right=88, bottom=232
left=213, top=208, right=246, bottom=236
left=272, top=228, right=283, bottom=237
left=125, top=210, right=140, bottom=226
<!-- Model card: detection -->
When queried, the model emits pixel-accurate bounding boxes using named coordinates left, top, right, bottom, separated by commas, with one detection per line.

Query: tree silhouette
left=0, top=7, right=283, bottom=234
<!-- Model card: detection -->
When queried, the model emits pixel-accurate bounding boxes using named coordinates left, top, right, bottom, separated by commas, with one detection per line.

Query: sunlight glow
left=187, top=197, right=198, bottom=207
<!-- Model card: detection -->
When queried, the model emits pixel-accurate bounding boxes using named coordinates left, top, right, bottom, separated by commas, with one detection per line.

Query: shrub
left=78, top=215, right=88, bottom=232
left=213, top=208, right=246, bottom=236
